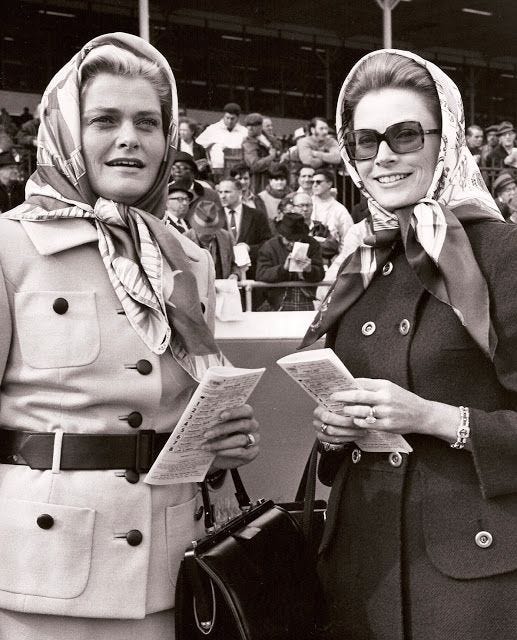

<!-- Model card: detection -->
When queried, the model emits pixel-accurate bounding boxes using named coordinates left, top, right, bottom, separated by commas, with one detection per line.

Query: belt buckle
left=135, top=430, right=156, bottom=473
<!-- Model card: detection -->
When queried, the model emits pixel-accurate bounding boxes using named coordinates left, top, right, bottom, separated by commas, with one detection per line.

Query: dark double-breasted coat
left=317, top=218, right=517, bottom=640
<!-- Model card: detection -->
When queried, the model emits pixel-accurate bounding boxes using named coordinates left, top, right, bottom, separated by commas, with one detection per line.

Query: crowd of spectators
left=160, top=102, right=358, bottom=311
left=2, top=98, right=517, bottom=311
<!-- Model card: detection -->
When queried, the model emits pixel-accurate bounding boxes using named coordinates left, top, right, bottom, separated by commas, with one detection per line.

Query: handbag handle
left=200, top=440, right=320, bottom=550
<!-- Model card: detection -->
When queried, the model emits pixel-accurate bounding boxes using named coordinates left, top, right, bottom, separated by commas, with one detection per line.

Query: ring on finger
left=244, top=433, right=256, bottom=449
left=365, top=406, right=377, bottom=425
left=321, top=423, right=329, bottom=434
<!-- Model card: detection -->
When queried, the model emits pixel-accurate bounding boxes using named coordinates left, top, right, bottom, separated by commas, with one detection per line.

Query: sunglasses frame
left=343, top=120, right=440, bottom=161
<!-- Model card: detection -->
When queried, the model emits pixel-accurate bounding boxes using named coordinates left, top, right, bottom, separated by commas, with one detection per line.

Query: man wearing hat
left=171, top=150, right=223, bottom=225
left=195, top=103, right=248, bottom=181
left=256, top=200, right=324, bottom=311
left=493, top=172, right=516, bottom=221
left=185, top=200, right=240, bottom=280
left=242, top=112, right=279, bottom=194
left=0, top=149, right=24, bottom=212
left=480, top=124, right=499, bottom=165
left=487, top=121, right=516, bottom=167
left=165, top=179, right=193, bottom=233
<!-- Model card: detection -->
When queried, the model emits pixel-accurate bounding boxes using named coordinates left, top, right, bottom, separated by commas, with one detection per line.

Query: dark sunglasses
left=343, top=120, right=440, bottom=161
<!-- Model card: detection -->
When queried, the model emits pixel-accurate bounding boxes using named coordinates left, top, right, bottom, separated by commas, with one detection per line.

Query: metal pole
left=383, top=3, right=392, bottom=48
left=139, top=0, right=150, bottom=42
left=375, top=0, right=401, bottom=49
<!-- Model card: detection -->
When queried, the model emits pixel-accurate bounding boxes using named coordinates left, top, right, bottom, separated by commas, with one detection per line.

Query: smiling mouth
left=106, top=158, right=144, bottom=168
left=375, top=173, right=411, bottom=184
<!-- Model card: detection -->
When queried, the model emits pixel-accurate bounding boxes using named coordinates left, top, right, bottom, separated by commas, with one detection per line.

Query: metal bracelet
left=450, top=406, right=470, bottom=449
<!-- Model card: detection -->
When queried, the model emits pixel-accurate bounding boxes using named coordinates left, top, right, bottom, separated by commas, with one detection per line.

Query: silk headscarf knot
left=2, top=32, right=224, bottom=380
left=301, top=49, right=503, bottom=358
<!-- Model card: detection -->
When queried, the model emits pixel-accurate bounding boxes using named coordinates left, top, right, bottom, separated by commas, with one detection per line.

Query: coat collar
left=21, top=215, right=203, bottom=263
left=21, top=218, right=98, bottom=255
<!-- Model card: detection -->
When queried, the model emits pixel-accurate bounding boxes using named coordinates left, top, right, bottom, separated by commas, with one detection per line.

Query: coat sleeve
left=319, top=137, right=341, bottom=166
left=296, top=137, right=321, bottom=169
left=243, top=139, right=273, bottom=173
left=301, top=239, right=325, bottom=283
left=247, top=210, right=272, bottom=266
left=469, top=225, right=517, bottom=498
left=255, top=241, right=290, bottom=282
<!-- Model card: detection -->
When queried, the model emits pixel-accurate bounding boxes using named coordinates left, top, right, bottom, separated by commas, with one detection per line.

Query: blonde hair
left=79, top=44, right=171, bottom=133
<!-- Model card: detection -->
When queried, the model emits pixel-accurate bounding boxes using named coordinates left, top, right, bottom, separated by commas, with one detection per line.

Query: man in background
left=480, top=124, right=499, bottom=165
left=217, top=178, right=271, bottom=282
left=487, top=121, right=516, bottom=168
left=493, top=173, right=516, bottom=220
left=171, top=151, right=222, bottom=223
left=297, top=117, right=341, bottom=170
left=295, top=165, right=315, bottom=196
left=466, top=125, right=484, bottom=164
left=242, top=112, right=279, bottom=194
left=165, top=179, right=192, bottom=233
left=196, top=102, right=247, bottom=182
left=230, top=163, right=268, bottom=215
left=311, top=169, right=353, bottom=255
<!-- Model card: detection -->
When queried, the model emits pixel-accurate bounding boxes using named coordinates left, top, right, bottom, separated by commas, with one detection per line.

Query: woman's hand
left=313, top=404, right=367, bottom=445
left=204, top=404, right=260, bottom=470
left=327, top=378, right=460, bottom=440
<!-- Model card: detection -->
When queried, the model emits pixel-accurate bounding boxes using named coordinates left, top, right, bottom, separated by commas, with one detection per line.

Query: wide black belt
left=0, top=428, right=171, bottom=472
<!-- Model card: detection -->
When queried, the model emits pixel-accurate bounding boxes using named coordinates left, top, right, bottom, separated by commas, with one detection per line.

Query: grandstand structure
left=1, top=0, right=516, bottom=128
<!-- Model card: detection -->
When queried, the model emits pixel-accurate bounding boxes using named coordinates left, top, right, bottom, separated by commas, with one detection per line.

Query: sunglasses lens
left=390, top=123, right=423, bottom=153
left=345, top=131, right=378, bottom=160
left=344, top=122, right=425, bottom=160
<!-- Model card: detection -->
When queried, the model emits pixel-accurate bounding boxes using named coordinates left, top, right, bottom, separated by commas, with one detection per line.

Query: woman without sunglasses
left=301, top=50, right=517, bottom=639
left=0, top=33, right=259, bottom=639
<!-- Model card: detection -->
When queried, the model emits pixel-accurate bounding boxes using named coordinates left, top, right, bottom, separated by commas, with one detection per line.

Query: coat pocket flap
left=423, top=477, right=517, bottom=579
left=0, top=498, right=95, bottom=598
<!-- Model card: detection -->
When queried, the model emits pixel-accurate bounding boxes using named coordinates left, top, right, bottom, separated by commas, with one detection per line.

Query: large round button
left=52, top=298, right=69, bottom=315
left=361, top=321, right=376, bottom=336
left=399, top=319, right=411, bottom=336
left=136, top=360, right=153, bottom=375
left=126, top=529, right=143, bottom=546
left=125, top=470, right=140, bottom=484
left=127, top=411, right=143, bottom=428
left=351, top=448, right=362, bottom=464
left=382, top=261, right=393, bottom=276
left=475, top=531, right=493, bottom=548
left=388, top=452, right=403, bottom=467
left=37, top=514, right=54, bottom=529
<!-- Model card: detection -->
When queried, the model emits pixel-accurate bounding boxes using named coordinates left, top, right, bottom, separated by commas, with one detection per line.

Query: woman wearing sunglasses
left=302, top=50, right=516, bottom=639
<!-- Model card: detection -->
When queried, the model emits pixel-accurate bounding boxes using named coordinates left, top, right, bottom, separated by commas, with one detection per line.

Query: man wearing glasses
left=311, top=169, right=353, bottom=256
left=165, top=179, right=192, bottom=234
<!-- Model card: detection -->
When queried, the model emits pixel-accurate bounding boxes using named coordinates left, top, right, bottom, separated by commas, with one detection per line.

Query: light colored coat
left=0, top=217, right=214, bottom=619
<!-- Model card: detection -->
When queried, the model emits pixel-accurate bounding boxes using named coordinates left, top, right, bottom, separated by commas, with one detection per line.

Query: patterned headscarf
left=2, top=32, right=224, bottom=380
left=302, top=49, right=503, bottom=358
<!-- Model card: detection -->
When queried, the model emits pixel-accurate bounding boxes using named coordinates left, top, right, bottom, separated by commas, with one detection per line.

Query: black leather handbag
left=175, top=441, right=326, bottom=640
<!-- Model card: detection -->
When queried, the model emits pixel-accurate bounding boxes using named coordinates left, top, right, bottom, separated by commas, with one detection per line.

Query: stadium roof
left=161, top=0, right=516, bottom=66
left=5, top=0, right=517, bottom=69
